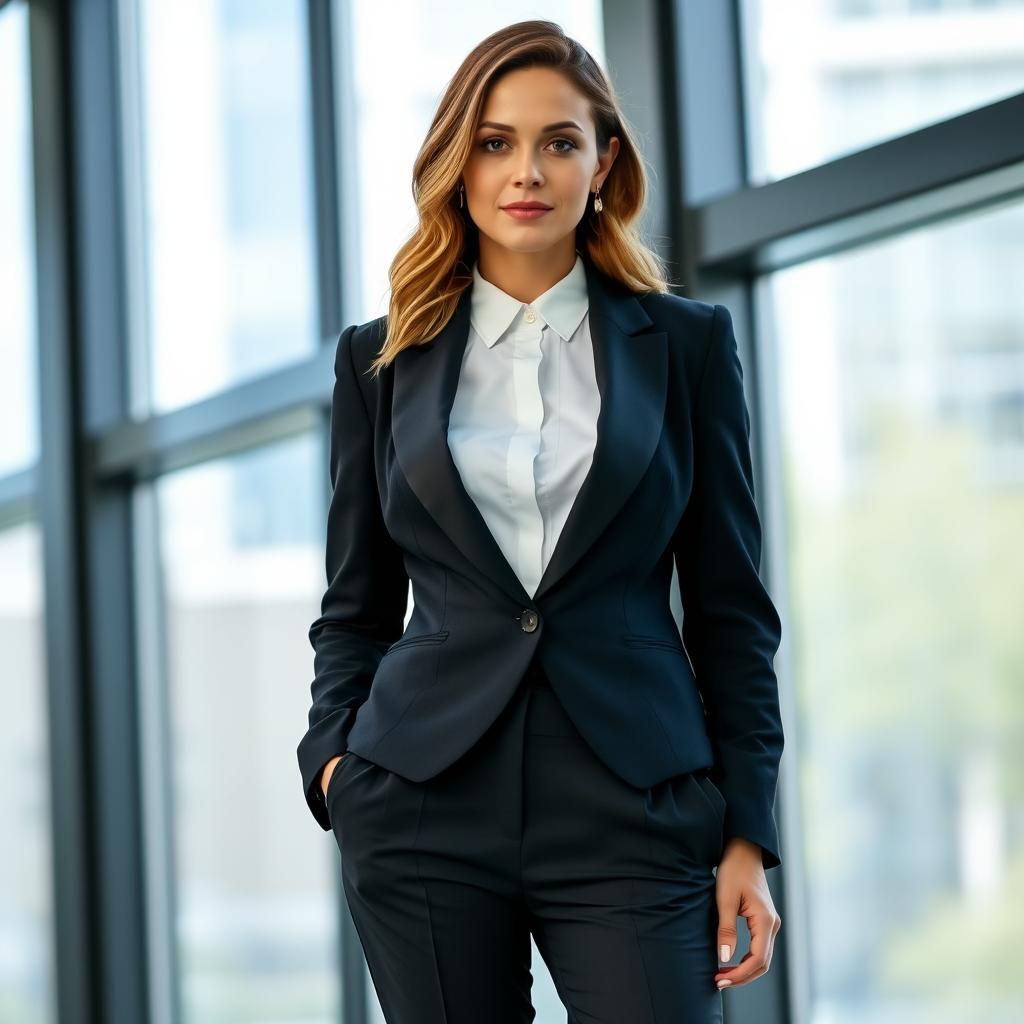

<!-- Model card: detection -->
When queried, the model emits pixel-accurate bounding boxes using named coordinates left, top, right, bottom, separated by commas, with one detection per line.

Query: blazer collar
left=391, top=253, right=668, bottom=607
left=469, top=251, right=589, bottom=346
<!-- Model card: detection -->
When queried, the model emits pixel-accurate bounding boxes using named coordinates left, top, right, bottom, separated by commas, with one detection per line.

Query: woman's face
left=461, top=66, right=619, bottom=259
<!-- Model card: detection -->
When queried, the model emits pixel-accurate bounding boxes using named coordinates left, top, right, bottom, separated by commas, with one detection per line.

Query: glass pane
left=149, top=435, right=339, bottom=1024
left=133, top=0, right=317, bottom=412
left=0, top=0, right=40, bottom=475
left=765, top=200, right=1024, bottom=1022
left=341, top=1, right=606, bottom=325
left=742, top=0, right=1024, bottom=185
left=0, top=523, right=54, bottom=1024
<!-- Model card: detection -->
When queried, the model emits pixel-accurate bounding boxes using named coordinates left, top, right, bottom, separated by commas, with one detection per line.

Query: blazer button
left=520, top=609, right=539, bottom=632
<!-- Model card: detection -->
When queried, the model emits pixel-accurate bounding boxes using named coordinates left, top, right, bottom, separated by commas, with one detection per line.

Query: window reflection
left=147, top=434, right=339, bottom=1024
left=742, top=0, right=1024, bottom=184
left=132, top=0, right=317, bottom=412
left=0, top=523, right=54, bottom=1024
left=764, top=200, right=1024, bottom=1022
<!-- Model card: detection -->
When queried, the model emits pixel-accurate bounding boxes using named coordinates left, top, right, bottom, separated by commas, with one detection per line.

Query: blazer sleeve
left=297, top=323, right=409, bottom=831
left=672, top=303, right=785, bottom=870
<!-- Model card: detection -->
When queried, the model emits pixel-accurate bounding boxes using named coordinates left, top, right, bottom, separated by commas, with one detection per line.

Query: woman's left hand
left=712, top=837, right=782, bottom=991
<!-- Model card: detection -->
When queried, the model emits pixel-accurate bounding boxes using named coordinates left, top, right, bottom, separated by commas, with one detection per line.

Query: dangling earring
left=459, top=182, right=465, bottom=208
left=592, top=185, right=603, bottom=213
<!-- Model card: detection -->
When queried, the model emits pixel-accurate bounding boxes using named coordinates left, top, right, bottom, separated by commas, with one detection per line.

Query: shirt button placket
left=509, top=309, right=545, bottom=597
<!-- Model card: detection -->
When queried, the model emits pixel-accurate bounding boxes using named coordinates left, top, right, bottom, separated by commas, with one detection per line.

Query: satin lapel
left=391, top=286, right=534, bottom=607
left=390, top=259, right=668, bottom=607
left=532, top=265, right=667, bottom=602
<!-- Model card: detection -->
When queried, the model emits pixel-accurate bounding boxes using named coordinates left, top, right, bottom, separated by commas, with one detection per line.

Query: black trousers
left=326, top=655, right=726, bottom=1023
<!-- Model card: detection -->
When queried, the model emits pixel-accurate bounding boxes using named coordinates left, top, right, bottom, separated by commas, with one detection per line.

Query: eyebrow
left=476, top=120, right=584, bottom=133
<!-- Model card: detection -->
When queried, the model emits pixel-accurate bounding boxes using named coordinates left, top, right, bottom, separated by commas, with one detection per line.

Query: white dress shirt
left=447, top=252, right=600, bottom=598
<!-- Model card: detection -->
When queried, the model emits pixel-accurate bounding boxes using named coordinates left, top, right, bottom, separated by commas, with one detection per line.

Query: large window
left=741, top=0, right=1024, bottom=184
left=0, top=0, right=39, bottom=476
left=763, top=199, right=1024, bottom=1022
left=138, top=434, right=339, bottom=1024
left=129, top=0, right=318, bottom=413
left=0, top=4, right=53, bottom=1020
left=0, top=523, right=53, bottom=1024
left=15, top=1, right=1022, bottom=1021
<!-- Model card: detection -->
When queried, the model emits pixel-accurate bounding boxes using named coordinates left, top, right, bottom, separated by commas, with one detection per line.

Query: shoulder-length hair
left=368, top=19, right=674, bottom=377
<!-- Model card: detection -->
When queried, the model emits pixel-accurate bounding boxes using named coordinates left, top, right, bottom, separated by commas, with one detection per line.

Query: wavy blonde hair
left=368, top=19, right=674, bottom=377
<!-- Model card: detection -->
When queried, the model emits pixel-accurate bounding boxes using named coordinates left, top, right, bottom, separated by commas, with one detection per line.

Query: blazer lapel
left=533, top=268, right=667, bottom=602
left=392, top=284, right=532, bottom=606
left=391, top=257, right=668, bottom=607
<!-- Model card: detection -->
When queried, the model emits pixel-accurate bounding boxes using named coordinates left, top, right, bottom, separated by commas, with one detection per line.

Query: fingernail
left=717, top=979, right=732, bottom=990
left=720, top=944, right=731, bottom=961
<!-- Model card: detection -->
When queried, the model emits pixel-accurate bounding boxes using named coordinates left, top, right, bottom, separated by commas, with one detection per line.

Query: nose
left=513, top=153, right=543, bottom=188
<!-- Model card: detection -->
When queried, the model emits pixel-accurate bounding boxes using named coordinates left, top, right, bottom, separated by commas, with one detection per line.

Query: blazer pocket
left=384, top=628, right=450, bottom=654
left=621, top=632, right=685, bottom=654
left=693, top=769, right=727, bottom=824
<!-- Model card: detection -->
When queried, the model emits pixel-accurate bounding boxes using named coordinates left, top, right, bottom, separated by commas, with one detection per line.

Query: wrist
left=319, top=753, right=344, bottom=798
left=723, top=835, right=763, bottom=861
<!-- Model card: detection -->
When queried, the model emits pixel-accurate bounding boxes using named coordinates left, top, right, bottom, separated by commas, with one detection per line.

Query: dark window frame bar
left=28, top=0, right=101, bottom=1021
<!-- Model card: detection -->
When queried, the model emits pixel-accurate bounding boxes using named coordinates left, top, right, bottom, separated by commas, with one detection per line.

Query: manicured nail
left=717, top=979, right=732, bottom=990
left=720, top=944, right=731, bottom=961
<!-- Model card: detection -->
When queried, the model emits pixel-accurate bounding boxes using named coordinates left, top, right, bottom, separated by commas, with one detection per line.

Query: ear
left=594, top=136, right=620, bottom=189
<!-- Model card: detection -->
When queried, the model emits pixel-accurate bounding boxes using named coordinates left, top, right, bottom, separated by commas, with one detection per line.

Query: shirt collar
left=469, top=252, right=589, bottom=348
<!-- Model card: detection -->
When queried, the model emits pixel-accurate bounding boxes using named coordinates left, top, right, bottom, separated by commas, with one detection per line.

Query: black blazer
left=297, top=255, right=785, bottom=870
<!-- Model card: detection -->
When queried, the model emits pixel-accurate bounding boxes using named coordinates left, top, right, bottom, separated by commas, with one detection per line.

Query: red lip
left=502, top=202, right=553, bottom=210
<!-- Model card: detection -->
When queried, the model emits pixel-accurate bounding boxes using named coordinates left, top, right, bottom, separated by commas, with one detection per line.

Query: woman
left=297, top=19, right=784, bottom=1023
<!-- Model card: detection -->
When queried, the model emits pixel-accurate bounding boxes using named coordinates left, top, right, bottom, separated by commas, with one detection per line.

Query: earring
left=592, top=185, right=603, bottom=213
left=459, top=182, right=465, bottom=208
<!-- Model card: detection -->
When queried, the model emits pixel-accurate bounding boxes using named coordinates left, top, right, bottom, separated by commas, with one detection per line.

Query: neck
left=475, top=237, right=578, bottom=303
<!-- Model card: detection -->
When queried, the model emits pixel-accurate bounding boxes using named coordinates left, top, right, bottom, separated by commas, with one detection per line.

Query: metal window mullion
left=30, top=0, right=101, bottom=1021
left=670, top=4, right=794, bottom=1024
left=31, top=1, right=154, bottom=1023
left=308, top=3, right=367, bottom=1022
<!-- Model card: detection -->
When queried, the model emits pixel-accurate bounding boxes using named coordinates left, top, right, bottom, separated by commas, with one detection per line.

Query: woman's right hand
left=319, top=754, right=345, bottom=799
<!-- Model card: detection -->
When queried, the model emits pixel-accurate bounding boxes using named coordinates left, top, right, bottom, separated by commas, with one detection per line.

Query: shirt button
left=524, top=306, right=536, bottom=323
left=520, top=609, right=539, bottom=632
